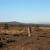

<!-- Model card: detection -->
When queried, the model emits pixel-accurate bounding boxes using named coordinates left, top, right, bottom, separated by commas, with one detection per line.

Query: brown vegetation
left=0, top=24, right=50, bottom=50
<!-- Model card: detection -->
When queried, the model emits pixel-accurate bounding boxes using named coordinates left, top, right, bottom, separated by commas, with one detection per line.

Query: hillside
left=0, top=22, right=50, bottom=50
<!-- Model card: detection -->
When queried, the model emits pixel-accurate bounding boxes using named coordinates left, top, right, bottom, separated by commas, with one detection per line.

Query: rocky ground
left=0, top=30, right=50, bottom=50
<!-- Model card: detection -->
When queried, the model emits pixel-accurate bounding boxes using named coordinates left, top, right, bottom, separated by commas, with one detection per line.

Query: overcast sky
left=0, top=0, right=50, bottom=23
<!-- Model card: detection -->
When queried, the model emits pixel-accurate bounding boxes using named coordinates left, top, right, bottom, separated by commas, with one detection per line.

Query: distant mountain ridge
left=0, top=21, right=23, bottom=24
left=0, top=21, right=50, bottom=27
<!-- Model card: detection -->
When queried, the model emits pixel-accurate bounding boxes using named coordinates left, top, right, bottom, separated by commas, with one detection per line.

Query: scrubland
left=0, top=25, right=50, bottom=50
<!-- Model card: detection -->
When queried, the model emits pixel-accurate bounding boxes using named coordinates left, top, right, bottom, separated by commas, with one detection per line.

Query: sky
left=0, top=0, right=50, bottom=23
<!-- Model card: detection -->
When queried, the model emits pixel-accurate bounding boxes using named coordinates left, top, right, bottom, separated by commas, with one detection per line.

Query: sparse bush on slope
left=34, top=25, right=41, bottom=31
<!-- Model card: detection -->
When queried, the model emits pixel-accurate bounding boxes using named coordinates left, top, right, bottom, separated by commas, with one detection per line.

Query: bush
left=6, top=39, right=15, bottom=43
left=0, top=42, right=6, bottom=48
left=3, top=33, right=8, bottom=35
left=34, top=25, right=40, bottom=31
left=4, top=24, right=9, bottom=29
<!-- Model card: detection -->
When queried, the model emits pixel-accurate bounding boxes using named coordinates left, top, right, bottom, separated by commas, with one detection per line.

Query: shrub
left=34, top=25, right=40, bottom=31
left=6, top=39, right=15, bottom=43
left=0, top=42, right=6, bottom=48
left=4, top=24, right=9, bottom=29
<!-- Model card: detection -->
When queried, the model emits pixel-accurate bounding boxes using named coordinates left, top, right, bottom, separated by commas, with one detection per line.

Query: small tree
left=4, top=24, right=9, bottom=34
left=34, top=25, right=40, bottom=31
left=4, top=24, right=8, bottom=29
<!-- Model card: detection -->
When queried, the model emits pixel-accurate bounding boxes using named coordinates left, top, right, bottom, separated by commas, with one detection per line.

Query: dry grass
left=0, top=30, right=50, bottom=50
left=0, top=25, right=50, bottom=50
